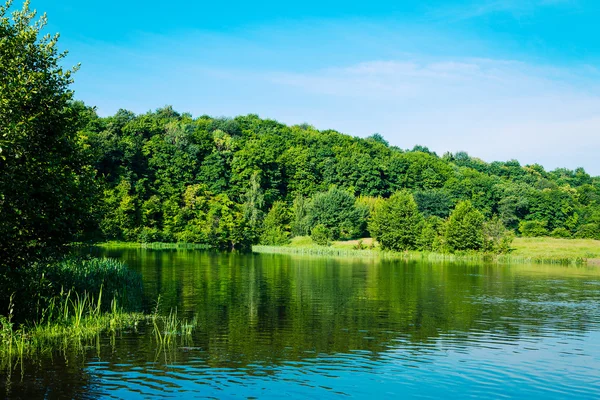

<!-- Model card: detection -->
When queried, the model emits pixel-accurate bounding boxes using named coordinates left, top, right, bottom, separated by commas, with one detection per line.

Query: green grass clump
left=0, top=257, right=144, bottom=324
left=94, top=241, right=212, bottom=250
left=510, top=237, right=600, bottom=262
left=254, top=236, right=599, bottom=265
left=0, top=290, right=144, bottom=365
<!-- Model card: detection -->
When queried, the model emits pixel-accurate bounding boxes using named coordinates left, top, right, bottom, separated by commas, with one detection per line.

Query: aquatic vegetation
left=0, top=290, right=144, bottom=365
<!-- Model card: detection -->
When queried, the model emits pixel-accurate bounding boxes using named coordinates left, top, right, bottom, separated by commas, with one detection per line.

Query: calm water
left=3, top=248, right=600, bottom=399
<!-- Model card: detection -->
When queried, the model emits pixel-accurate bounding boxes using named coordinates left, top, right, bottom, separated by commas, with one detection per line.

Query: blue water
left=3, top=249, right=600, bottom=399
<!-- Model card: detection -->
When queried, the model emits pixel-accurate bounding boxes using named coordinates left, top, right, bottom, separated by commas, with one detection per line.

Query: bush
left=311, top=224, right=332, bottom=246
left=260, top=201, right=291, bottom=245
left=482, top=216, right=514, bottom=253
left=369, top=190, right=423, bottom=251
left=445, top=201, right=484, bottom=252
left=551, top=227, right=572, bottom=239
left=417, top=216, right=445, bottom=251
left=138, top=227, right=166, bottom=243
left=574, top=223, right=600, bottom=239
left=519, top=220, right=549, bottom=237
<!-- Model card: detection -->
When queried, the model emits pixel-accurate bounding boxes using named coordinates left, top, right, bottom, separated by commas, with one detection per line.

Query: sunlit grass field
left=510, top=237, right=600, bottom=263
left=254, top=236, right=600, bottom=265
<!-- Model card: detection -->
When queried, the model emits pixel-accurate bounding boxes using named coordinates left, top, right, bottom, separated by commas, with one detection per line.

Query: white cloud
left=254, top=58, right=600, bottom=174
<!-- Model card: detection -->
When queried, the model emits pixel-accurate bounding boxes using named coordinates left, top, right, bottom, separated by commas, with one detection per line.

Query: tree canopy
left=0, top=1, right=98, bottom=269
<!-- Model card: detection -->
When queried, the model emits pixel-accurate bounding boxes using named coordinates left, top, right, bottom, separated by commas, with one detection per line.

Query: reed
left=94, top=242, right=212, bottom=250
left=252, top=245, right=587, bottom=265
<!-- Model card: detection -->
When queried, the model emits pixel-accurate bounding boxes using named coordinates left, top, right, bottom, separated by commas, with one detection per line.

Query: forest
left=73, top=104, right=600, bottom=251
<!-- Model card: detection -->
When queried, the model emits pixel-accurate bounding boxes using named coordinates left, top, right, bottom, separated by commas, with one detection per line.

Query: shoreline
left=251, top=245, right=588, bottom=265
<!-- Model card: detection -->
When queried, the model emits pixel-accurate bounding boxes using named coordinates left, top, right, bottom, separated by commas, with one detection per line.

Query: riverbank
left=0, top=257, right=146, bottom=365
left=91, top=242, right=211, bottom=250
left=253, top=236, right=600, bottom=265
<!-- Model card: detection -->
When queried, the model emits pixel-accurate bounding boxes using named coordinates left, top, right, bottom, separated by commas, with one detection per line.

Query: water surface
left=2, top=248, right=600, bottom=399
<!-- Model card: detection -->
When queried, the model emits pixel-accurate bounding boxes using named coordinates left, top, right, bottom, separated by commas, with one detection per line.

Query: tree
left=0, top=1, right=98, bottom=269
left=519, top=220, right=548, bottom=237
left=260, top=201, right=291, bottom=245
left=445, top=201, right=485, bottom=251
left=306, top=188, right=366, bottom=240
left=369, top=191, right=423, bottom=251
left=482, top=215, right=513, bottom=253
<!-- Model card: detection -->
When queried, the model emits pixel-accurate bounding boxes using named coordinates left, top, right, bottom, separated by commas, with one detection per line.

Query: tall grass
left=94, top=242, right=211, bottom=250
left=0, top=257, right=143, bottom=324
left=0, top=289, right=144, bottom=364
left=253, top=244, right=588, bottom=265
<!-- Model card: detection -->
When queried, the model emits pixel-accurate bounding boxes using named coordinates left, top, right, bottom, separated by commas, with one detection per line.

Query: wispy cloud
left=427, top=0, right=578, bottom=22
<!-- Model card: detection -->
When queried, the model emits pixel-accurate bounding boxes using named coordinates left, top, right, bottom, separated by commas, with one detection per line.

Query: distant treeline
left=76, top=105, right=600, bottom=250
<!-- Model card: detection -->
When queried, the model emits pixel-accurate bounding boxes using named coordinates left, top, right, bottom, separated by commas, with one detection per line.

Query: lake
left=2, top=248, right=600, bottom=399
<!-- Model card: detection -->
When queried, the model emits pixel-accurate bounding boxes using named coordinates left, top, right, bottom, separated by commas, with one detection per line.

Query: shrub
left=417, top=216, right=445, bottom=251
left=311, top=224, right=332, bottom=246
left=550, top=227, right=572, bottom=239
left=519, top=220, right=548, bottom=237
left=482, top=215, right=514, bottom=253
left=369, top=190, right=423, bottom=251
left=260, top=201, right=291, bottom=245
left=445, top=201, right=484, bottom=252
left=574, top=223, right=600, bottom=239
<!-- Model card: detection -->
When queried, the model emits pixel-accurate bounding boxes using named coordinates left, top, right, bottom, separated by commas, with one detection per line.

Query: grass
left=0, top=292, right=199, bottom=367
left=0, top=290, right=145, bottom=364
left=1, top=256, right=165, bottom=366
left=509, top=237, right=600, bottom=264
left=253, top=236, right=600, bottom=265
left=94, top=241, right=211, bottom=250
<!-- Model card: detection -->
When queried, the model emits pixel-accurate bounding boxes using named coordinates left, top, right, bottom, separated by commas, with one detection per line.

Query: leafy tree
left=445, top=201, right=485, bottom=251
left=519, top=220, right=548, bottom=237
left=417, top=216, right=445, bottom=252
left=291, top=195, right=311, bottom=236
left=413, top=189, right=453, bottom=218
left=260, top=201, right=291, bottom=245
left=306, top=188, right=366, bottom=240
left=0, top=1, right=98, bottom=269
left=311, top=224, right=332, bottom=246
left=482, top=215, right=513, bottom=253
left=369, top=191, right=423, bottom=251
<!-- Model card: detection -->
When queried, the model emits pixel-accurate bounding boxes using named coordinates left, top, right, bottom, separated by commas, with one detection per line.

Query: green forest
left=3, top=0, right=600, bottom=271
left=72, top=104, right=600, bottom=252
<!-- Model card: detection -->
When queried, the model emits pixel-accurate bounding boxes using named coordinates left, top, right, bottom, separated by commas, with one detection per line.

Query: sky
left=26, top=0, right=600, bottom=175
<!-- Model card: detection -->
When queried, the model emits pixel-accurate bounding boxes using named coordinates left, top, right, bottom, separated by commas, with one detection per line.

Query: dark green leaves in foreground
left=0, top=1, right=98, bottom=268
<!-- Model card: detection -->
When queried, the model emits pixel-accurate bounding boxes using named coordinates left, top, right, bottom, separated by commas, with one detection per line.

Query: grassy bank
left=0, top=293, right=145, bottom=363
left=0, top=257, right=148, bottom=364
left=253, top=236, right=600, bottom=265
left=92, top=241, right=212, bottom=250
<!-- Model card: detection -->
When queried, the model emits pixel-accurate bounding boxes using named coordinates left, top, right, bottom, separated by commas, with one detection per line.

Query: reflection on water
left=2, top=248, right=600, bottom=399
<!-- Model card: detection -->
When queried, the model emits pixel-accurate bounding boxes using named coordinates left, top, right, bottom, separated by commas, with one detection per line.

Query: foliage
left=77, top=104, right=600, bottom=250
left=519, top=220, right=549, bottom=237
left=417, top=216, right=445, bottom=251
left=369, top=191, right=424, bottom=251
left=551, top=227, right=572, bottom=239
left=305, top=188, right=367, bottom=240
left=260, top=201, right=291, bottom=245
left=445, top=201, right=485, bottom=252
left=482, top=215, right=514, bottom=254
left=0, top=1, right=99, bottom=269
left=311, top=224, right=332, bottom=246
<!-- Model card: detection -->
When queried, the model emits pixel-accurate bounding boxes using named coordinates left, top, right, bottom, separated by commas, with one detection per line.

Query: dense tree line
left=75, top=106, right=600, bottom=251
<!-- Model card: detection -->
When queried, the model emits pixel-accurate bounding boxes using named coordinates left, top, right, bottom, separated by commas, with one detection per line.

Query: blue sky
left=29, top=0, right=600, bottom=174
